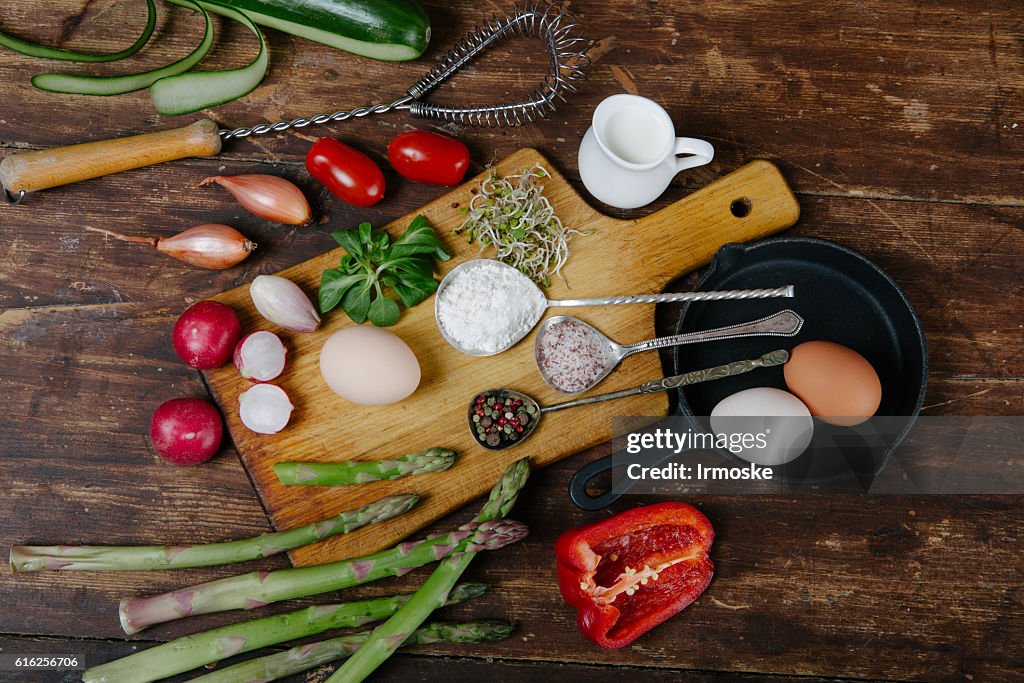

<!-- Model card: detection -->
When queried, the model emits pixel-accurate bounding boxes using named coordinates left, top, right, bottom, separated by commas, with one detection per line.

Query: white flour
left=436, top=261, right=546, bottom=354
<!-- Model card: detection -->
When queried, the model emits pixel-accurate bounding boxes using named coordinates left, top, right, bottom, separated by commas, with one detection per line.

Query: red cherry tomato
left=306, top=138, right=385, bottom=207
left=387, top=131, right=470, bottom=186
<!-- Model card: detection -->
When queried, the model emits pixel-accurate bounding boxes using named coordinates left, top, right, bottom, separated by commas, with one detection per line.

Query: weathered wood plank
left=1, top=1, right=1021, bottom=203
left=0, top=635, right=865, bottom=683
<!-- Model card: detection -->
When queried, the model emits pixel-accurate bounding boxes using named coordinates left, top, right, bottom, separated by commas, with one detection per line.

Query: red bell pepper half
left=555, top=502, right=714, bottom=648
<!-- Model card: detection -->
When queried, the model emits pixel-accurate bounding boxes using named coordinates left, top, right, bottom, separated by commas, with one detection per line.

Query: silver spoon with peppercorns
left=535, top=309, right=803, bottom=394
left=468, top=349, right=790, bottom=450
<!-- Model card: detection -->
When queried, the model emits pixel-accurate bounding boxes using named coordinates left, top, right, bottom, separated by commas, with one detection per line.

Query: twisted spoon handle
left=638, top=349, right=790, bottom=394
left=541, top=349, right=790, bottom=414
left=619, top=310, right=803, bottom=357
left=548, top=285, right=794, bottom=307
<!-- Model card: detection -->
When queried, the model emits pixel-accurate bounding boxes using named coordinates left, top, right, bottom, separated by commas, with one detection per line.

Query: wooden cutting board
left=204, top=149, right=799, bottom=566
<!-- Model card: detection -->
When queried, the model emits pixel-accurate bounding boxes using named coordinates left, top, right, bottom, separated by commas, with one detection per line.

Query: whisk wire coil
left=218, top=1, right=590, bottom=140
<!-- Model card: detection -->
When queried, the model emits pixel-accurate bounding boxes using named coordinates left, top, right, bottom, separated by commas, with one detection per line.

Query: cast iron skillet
left=568, top=237, right=928, bottom=510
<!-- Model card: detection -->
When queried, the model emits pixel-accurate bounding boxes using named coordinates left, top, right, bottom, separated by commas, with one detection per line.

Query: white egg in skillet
left=710, top=387, right=813, bottom=466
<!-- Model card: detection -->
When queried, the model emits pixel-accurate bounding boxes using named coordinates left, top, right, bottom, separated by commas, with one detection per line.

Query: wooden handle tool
left=0, top=119, right=222, bottom=195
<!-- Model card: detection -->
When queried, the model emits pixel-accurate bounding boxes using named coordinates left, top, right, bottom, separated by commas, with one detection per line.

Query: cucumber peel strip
left=150, top=2, right=268, bottom=116
left=31, top=0, right=214, bottom=96
left=0, top=0, right=156, bottom=62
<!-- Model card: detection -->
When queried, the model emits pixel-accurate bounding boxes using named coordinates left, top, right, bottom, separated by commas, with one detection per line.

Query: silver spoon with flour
left=434, top=259, right=794, bottom=356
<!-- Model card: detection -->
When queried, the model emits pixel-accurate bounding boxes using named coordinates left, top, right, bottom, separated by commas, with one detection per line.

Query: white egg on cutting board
left=320, top=326, right=421, bottom=406
left=710, top=387, right=814, bottom=467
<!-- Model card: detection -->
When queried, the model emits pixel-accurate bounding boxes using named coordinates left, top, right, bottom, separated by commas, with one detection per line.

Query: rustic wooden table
left=1, top=1, right=1022, bottom=681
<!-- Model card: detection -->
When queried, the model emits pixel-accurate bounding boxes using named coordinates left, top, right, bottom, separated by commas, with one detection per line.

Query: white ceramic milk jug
left=578, top=94, right=714, bottom=209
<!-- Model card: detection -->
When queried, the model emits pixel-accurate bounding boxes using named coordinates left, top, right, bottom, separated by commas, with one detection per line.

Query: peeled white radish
left=239, top=384, right=293, bottom=434
left=234, top=331, right=287, bottom=382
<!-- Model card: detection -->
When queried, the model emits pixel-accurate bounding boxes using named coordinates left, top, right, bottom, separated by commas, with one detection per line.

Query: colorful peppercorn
left=469, top=389, right=535, bottom=450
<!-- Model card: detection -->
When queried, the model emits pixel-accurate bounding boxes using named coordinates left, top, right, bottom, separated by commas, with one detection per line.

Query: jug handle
left=674, top=137, right=715, bottom=173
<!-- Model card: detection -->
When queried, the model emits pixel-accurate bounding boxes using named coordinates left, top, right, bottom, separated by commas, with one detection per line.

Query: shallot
left=198, top=174, right=312, bottom=225
left=234, top=331, right=287, bottom=382
left=239, top=383, right=293, bottom=434
left=85, top=224, right=256, bottom=270
left=173, top=301, right=242, bottom=369
left=149, top=397, right=223, bottom=466
left=250, top=274, right=321, bottom=332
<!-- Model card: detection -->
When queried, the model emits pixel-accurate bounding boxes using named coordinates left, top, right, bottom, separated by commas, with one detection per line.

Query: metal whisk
left=218, top=1, right=591, bottom=140
left=0, top=2, right=591, bottom=202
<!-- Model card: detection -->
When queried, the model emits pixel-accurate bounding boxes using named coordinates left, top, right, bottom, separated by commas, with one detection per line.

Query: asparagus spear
left=274, top=448, right=455, bottom=486
left=192, top=620, right=515, bottom=683
left=82, top=583, right=487, bottom=683
left=330, top=458, right=530, bottom=683
left=119, top=518, right=527, bottom=634
left=10, top=494, right=418, bottom=573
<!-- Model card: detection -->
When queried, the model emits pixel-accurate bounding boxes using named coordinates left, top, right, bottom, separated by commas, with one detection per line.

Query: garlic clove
left=250, top=274, right=321, bottom=333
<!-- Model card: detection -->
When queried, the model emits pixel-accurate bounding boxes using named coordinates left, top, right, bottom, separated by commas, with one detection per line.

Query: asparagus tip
left=457, top=619, right=517, bottom=642
left=472, top=519, right=528, bottom=552
left=445, top=581, right=488, bottom=604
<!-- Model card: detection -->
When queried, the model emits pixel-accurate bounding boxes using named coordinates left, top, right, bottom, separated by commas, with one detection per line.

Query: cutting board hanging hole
left=731, top=197, right=753, bottom=218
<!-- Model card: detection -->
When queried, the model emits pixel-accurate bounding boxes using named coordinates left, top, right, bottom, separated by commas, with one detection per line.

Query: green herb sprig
left=319, top=215, right=450, bottom=327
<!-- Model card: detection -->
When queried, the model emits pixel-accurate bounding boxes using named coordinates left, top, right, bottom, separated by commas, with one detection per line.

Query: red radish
left=234, top=331, right=287, bottom=382
left=239, top=384, right=293, bottom=434
left=149, top=398, right=223, bottom=466
left=173, top=301, right=242, bottom=369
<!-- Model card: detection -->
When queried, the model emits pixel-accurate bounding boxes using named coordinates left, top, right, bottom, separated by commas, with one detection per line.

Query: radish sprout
left=455, top=164, right=589, bottom=287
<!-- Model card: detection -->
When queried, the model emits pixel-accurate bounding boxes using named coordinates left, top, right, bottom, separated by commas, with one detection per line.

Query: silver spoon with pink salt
left=535, top=309, right=803, bottom=394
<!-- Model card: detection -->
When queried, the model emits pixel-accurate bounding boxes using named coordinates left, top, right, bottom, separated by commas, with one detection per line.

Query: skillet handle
left=568, top=453, right=624, bottom=511
left=570, top=446, right=709, bottom=511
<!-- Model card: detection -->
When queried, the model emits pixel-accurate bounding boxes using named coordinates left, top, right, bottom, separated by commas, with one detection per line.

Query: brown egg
left=783, top=341, right=882, bottom=426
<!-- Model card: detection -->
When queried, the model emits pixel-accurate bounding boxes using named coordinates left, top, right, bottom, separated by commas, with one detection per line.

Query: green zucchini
left=31, top=0, right=214, bottom=96
left=0, top=0, right=156, bottom=62
left=170, top=0, right=430, bottom=61
left=150, top=5, right=268, bottom=115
